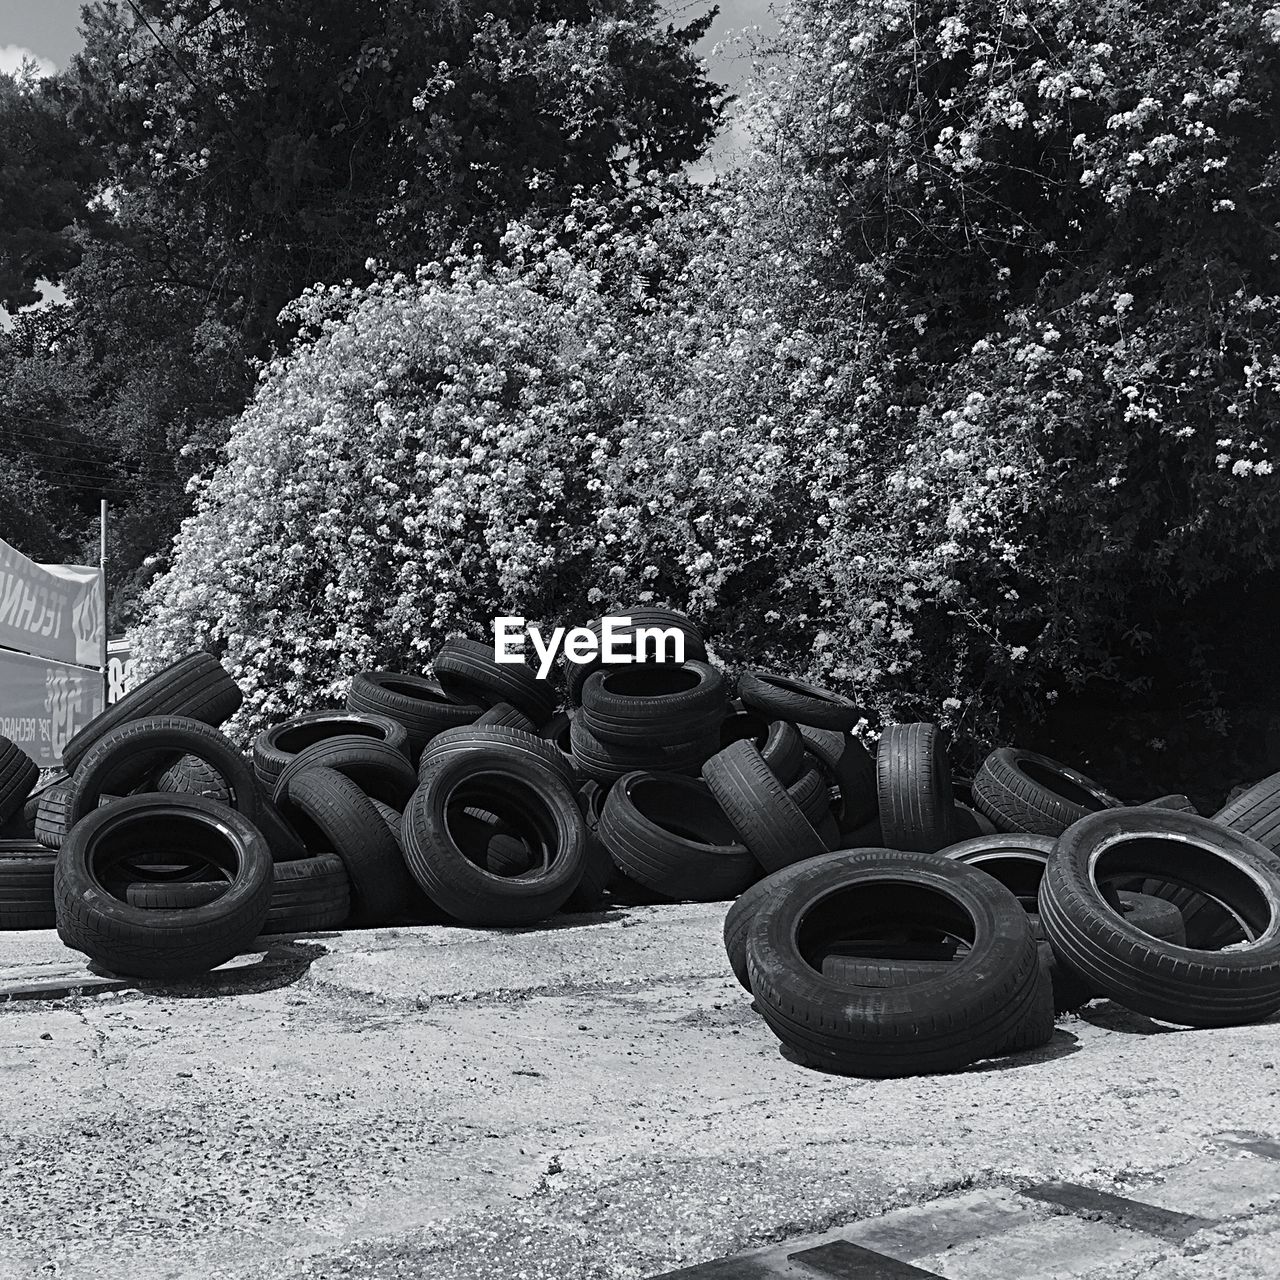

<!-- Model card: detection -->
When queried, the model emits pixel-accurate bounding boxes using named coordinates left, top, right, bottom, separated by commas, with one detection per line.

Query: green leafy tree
left=1, top=0, right=723, bottom=624
left=0, top=63, right=103, bottom=311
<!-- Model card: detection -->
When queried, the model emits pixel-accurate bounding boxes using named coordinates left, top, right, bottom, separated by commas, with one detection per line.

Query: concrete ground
left=0, top=905, right=1277, bottom=1280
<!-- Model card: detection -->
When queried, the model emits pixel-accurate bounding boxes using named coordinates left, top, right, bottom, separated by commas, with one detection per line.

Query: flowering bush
left=137, top=0, right=1280, bottom=795
left=130, top=168, right=855, bottom=735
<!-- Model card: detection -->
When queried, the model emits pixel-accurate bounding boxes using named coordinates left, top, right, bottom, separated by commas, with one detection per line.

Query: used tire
left=282, top=767, right=424, bottom=925
left=744, top=850, right=1050, bottom=1076
left=68, top=717, right=259, bottom=830
left=598, top=772, right=756, bottom=902
left=434, top=638, right=557, bottom=726
left=786, top=763, right=832, bottom=828
left=973, top=747, right=1121, bottom=837
left=719, top=711, right=806, bottom=785
left=61, top=653, right=241, bottom=778
left=34, top=783, right=74, bottom=850
left=736, top=670, right=859, bottom=731
left=564, top=609, right=707, bottom=706
left=272, top=736, right=418, bottom=809
left=876, top=723, right=955, bottom=853
left=54, top=795, right=272, bottom=978
left=347, top=671, right=481, bottom=758
left=1213, top=772, right=1280, bottom=852
left=702, top=739, right=827, bottom=872
left=0, top=840, right=56, bottom=930
left=418, top=724, right=576, bottom=788
left=475, top=702, right=537, bottom=734
left=403, top=750, right=586, bottom=925
left=723, top=860, right=834, bottom=991
left=570, top=715, right=716, bottom=784
left=263, top=854, right=352, bottom=933
left=0, top=738, right=38, bottom=826
left=798, top=725, right=876, bottom=830
left=580, top=661, right=726, bottom=745
left=252, top=711, right=410, bottom=790
left=1038, top=808, right=1280, bottom=1027
left=125, top=853, right=353, bottom=935
left=154, top=754, right=234, bottom=804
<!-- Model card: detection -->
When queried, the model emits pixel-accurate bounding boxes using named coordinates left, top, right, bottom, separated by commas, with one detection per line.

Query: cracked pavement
left=0, top=905, right=1277, bottom=1278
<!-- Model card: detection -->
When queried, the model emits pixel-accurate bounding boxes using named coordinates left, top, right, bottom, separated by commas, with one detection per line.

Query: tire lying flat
left=54, top=795, right=272, bottom=978
left=744, top=849, right=1050, bottom=1076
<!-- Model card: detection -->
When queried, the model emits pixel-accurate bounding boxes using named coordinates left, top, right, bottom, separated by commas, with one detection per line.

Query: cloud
left=0, top=45, right=57, bottom=79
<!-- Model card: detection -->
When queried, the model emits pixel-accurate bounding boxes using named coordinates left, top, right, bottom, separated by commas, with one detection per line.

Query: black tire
left=272, top=736, right=418, bottom=809
left=154, top=754, right=234, bottom=804
left=61, top=653, right=241, bottom=777
left=252, top=791, right=311, bottom=863
left=124, top=852, right=352, bottom=933
left=786, top=763, right=831, bottom=828
left=0, top=840, right=56, bottom=929
left=580, top=661, right=726, bottom=745
left=701, top=739, right=827, bottom=872
left=744, top=850, right=1049, bottom=1077
left=282, top=767, right=424, bottom=926
left=0, top=738, right=38, bottom=826
left=876, top=723, right=955, bottom=853
left=263, top=854, right=351, bottom=933
left=736, top=670, right=860, bottom=731
left=252, top=711, right=410, bottom=790
left=418, top=724, right=576, bottom=788
left=68, top=717, right=260, bottom=830
left=943, top=833, right=1057, bottom=907
left=723, top=861, right=823, bottom=991
left=475, top=702, right=537, bottom=734
left=369, top=798, right=403, bottom=849
left=798, top=725, right=876, bottom=829
left=598, top=772, right=756, bottom=902
left=404, top=750, right=587, bottom=925
left=1142, top=794, right=1199, bottom=814
left=719, top=711, right=805, bottom=785
left=540, top=711, right=578, bottom=775
left=570, top=715, right=716, bottom=784
left=973, top=747, right=1121, bottom=837
left=34, top=783, right=74, bottom=850
left=564, top=609, right=707, bottom=706
left=1213, top=772, right=1280, bottom=851
left=54, top=795, right=272, bottom=977
left=1038, top=809, right=1280, bottom=1027
left=347, top=671, right=481, bottom=758
left=813, top=952, right=1054, bottom=1057
left=434, top=638, right=557, bottom=726
left=952, top=803, right=998, bottom=839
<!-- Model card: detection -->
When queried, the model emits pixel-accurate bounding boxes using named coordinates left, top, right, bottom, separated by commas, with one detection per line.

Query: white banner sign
left=0, top=537, right=104, bottom=667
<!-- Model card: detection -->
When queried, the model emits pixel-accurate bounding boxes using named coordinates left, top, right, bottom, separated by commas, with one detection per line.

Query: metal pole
left=100, top=499, right=108, bottom=706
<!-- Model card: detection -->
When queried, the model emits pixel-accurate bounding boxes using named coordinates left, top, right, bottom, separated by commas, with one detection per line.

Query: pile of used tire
left=726, top=737, right=1280, bottom=1078
left=0, top=606, right=1276, bottom=1049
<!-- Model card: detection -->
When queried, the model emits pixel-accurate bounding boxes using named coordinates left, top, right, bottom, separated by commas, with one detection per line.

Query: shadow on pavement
left=776, top=1028, right=1082, bottom=1078
left=91, top=939, right=328, bottom=1000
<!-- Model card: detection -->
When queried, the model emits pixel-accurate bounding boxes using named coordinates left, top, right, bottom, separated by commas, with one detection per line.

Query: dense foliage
left=0, top=1, right=722, bottom=624
left=135, top=1, right=1280, bottom=798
